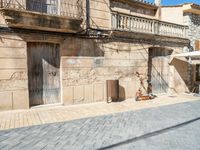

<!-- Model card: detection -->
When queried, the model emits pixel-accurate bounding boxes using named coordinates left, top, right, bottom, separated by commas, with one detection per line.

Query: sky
left=148, top=0, right=200, bottom=5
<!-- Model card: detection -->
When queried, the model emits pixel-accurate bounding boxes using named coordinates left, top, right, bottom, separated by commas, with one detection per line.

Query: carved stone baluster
left=138, top=18, right=141, bottom=32
left=135, top=18, right=138, bottom=32
left=141, top=19, right=143, bottom=32
left=149, top=20, right=152, bottom=33
left=152, top=20, right=155, bottom=34
left=144, top=20, right=147, bottom=32
left=126, top=16, right=129, bottom=30
left=134, top=17, right=136, bottom=31
left=183, top=27, right=186, bottom=38
left=119, top=15, right=122, bottom=30
left=129, top=17, right=132, bottom=31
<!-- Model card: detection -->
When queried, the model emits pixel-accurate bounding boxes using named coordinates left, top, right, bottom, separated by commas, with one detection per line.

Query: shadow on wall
left=110, top=0, right=156, bottom=16
left=170, top=58, right=191, bottom=93
left=119, top=85, right=126, bottom=101
left=61, top=37, right=104, bottom=57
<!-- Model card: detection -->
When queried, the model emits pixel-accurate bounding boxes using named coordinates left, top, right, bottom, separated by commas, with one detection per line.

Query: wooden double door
left=28, top=43, right=61, bottom=106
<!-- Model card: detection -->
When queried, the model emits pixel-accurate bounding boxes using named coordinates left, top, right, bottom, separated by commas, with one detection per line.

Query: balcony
left=111, top=12, right=188, bottom=38
left=0, top=0, right=83, bottom=33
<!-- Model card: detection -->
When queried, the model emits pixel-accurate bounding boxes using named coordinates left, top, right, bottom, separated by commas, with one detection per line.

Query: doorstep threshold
left=31, top=103, right=63, bottom=109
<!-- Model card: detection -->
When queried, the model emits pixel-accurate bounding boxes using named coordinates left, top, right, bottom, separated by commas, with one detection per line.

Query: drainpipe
left=86, top=0, right=90, bottom=34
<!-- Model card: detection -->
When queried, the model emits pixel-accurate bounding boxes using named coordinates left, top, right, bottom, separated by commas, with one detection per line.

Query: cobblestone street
left=0, top=94, right=199, bottom=131
left=1, top=99, right=200, bottom=150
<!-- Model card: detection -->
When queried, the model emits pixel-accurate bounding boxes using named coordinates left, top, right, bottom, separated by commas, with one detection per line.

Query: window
left=26, top=0, right=58, bottom=15
left=196, top=64, right=200, bottom=81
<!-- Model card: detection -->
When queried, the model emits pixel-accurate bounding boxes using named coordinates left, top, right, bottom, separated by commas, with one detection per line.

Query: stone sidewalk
left=0, top=94, right=200, bottom=131
left=1, top=100, right=200, bottom=150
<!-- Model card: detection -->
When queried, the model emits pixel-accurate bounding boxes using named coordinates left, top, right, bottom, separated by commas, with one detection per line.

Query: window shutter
left=195, top=40, right=200, bottom=51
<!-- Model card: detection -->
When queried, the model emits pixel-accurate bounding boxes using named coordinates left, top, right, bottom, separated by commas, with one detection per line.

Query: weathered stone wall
left=81, top=0, right=157, bottom=30
left=170, top=59, right=190, bottom=93
left=0, top=34, right=29, bottom=110
left=61, top=37, right=189, bottom=105
left=184, top=12, right=200, bottom=50
left=82, top=0, right=111, bottom=30
left=110, top=1, right=157, bottom=19
left=61, top=38, right=149, bottom=104
left=0, top=31, right=189, bottom=110
left=0, top=0, right=192, bottom=111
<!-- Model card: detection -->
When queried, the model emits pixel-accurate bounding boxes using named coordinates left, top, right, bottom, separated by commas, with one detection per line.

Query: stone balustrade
left=112, top=12, right=188, bottom=38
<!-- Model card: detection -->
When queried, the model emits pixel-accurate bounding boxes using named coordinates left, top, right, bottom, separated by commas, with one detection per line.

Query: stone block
left=90, top=18, right=110, bottom=29
left=0, top=91, right=12, bottom=110
left=84, top=84, right=94, bottom=103
left=129, top=60, right=147, bottom=67
left=62, top=58, right=94, bottom=68
left=104, top=59, right=130, bottom=67
left=130, top=52, right=148, bottom=60
left=0, top=47, right=26, bottom=58
left=94, top=83, right=104, bottom=102
left=126, top=81, right=137, bottom=99
left=90, top=1, right=110, bottom=11
left=0, top=37, right=25, bottom=47
left=74, top=86, right=84, bottom=104
left=63, top=86, right=74, bottom=105
left=90, top=10, right=110, bottom=19
left=0, top=79, right=28, bottom=91
left=0, top=58, right=27, bottom=69
left=0, top=69, right=27, bottom=80
left=13, top=90, right=29, bottom=109
left=105, top=51, right=130, bottom=59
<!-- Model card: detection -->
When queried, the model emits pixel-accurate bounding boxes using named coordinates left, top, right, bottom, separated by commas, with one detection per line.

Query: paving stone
left=1, top=100, right=200, bottom=149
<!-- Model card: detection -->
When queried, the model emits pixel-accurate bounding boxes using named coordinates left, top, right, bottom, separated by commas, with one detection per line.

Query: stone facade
left=0, top=31, right=189, bottom=110
left=184, top=12, right=200, bottom=50
left=0, top=0, right=191, bottom=110
left=160, top=4, right=200, bottom=91
left=161, top=4, right=200, bottom=51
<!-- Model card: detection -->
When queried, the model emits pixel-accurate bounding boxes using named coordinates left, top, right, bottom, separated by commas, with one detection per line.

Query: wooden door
left=148, top=48, right=172, bottom=94
left=28, top=42, right=61, bottom=106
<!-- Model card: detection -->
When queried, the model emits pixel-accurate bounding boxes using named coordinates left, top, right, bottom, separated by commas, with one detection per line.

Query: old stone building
left=161, top=3, right=200, bottom=50
left=161, top=3, right=200, bottom=93
left=0, top=0, right=189, bottom=110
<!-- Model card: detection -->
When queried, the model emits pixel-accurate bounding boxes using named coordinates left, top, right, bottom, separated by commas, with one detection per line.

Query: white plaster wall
left=160, top=7, right=184, bottom=25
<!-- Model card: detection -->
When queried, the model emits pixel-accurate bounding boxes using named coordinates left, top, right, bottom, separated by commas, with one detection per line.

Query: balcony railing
left=112, top=12, right=188, bottom=38
left=0, top=0, right=83, bottom=18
